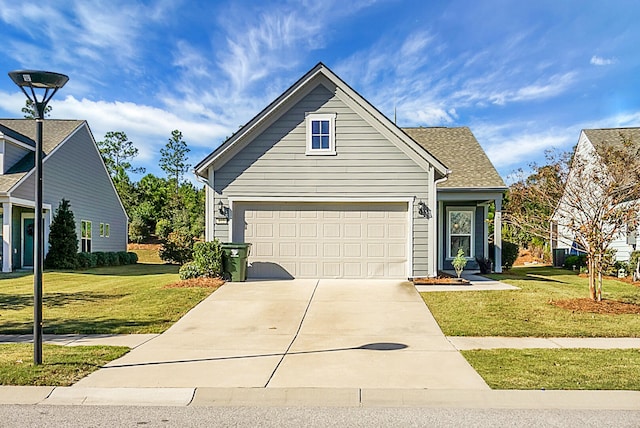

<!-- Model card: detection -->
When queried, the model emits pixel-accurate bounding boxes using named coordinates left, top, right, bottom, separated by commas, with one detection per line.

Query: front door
left=22, top=217, right=34, bottom=267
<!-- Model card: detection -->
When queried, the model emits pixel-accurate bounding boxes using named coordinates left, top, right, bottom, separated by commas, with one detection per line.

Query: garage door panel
left=323, top=243, right=341, bottom=257
left=300, top=242, right=317, bottom=257
left=300, top=224, right=317, bottom=237
left=367, top=224, right=385, bottom=239
left=343, top=243, right=362, bottom=257
left=279, top=242, right=296, bottom=257
left=388, top=243, right=406, bottom=258
left=344, top=224, right=361, bottom=238
left=238, top=202, right=408, bottom=279
left=256, top=223, right=273, bottom=238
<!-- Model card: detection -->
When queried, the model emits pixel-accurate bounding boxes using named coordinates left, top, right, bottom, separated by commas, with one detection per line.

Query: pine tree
left=45, top=199, right=79, bottom=269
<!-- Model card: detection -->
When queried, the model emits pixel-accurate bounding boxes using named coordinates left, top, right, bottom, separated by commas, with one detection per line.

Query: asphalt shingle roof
left=583, top=128, right=640, bottom=154
left=0, top=119, right=83, bottom=193
left=403, top=126, right=506, bottom=189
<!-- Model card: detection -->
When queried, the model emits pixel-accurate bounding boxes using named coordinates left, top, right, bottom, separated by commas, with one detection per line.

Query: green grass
left=131, top=248, right=163, bottom=264
left=463, top=348, right=640, bottom=390
left=0, top=263, right=215, bottom=334
left=0, top=344, right=129, bottom=386
left=421, top=266, right=640, bottom=337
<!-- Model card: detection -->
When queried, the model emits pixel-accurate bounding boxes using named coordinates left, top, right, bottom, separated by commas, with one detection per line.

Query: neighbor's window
left=81, top=220, right=92, bottom=252
left=105, top=223, right=110, bottom=238
left=448, top=209, right=474, bottom=258
left=99, top=223, right=104, bottom=237
left=306, top=113, right=336, bottom=155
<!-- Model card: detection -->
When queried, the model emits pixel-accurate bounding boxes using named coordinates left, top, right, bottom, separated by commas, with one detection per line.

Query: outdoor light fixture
left=216, top=200, right=229, bottom=224
left=8, top=70, right=68, bottom=365
left=417, top=201, right=430, bottom=218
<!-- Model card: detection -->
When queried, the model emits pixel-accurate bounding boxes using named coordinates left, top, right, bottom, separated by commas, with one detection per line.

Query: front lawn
left=0, top=264, right=218, bottom=334
left=463, top=348, right=640, bottom=390
left=421, top=266, right=640, bottom=337
left=0, top=344, right=129, bottom=386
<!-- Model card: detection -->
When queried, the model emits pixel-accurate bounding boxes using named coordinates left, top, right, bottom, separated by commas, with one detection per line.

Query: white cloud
left=590, top=55, right=616, bottom=66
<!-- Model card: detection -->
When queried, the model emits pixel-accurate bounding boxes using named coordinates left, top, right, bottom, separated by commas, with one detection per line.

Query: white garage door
left=233, top=202, right=409, bottom=279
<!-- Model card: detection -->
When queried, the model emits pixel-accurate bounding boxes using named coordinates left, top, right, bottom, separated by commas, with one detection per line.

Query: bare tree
left=507, top=132, right=640, bottom=301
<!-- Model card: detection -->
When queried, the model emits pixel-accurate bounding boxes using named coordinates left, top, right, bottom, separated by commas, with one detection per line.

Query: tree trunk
left=588, top=256, right=596, bottom=301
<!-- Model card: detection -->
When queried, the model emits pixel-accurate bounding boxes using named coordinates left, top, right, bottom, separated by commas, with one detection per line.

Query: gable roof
left=403, top=126, right=506, bottom=190
left=0, top=119, right=84, bottom=193
left=195, top=62, right=449, bottom=178
left=583, top=127, right=640, bottom=154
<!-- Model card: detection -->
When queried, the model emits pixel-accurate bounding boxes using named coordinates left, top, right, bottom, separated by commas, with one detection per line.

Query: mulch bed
left=164, top=277, right=225, bottom=289
left=551, top=298, right=640, bottom=315
left=413, top=276, right=471, bottom=285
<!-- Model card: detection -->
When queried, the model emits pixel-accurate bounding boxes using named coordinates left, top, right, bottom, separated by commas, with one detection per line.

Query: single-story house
left=553, top=127, right=640, bottom=262
left=195, top=63, right=506, bottom=279
left=0, top=119, right=128, bottom=272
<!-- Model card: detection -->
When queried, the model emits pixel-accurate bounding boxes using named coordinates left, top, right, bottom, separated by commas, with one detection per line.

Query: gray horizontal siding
left=212, top=83, right=433, bottom=276
left=3, top=142, right=29, bottom=173
left=12, top=125, right=127, bottom=253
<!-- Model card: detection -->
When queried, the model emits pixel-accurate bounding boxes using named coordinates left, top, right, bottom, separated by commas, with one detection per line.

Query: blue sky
left=1, top=0, right=639, bottom=183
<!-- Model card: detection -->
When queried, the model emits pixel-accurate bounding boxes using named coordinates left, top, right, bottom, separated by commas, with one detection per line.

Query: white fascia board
left=1, top=135, right=35, bottom=151
left=437, top=190, right=505, bottom=202
left=8, top=197, right=52, bottom=211
left=195, top=65, right=328, bottom=176
left=228, top=196, right=415, bottom=204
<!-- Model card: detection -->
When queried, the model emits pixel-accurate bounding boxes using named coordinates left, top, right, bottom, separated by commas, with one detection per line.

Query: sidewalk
left=0, top=334, right=157, bottom=348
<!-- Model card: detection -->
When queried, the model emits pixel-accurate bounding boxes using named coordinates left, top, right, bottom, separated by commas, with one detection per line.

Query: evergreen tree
left=159, top=130, right=190, bottom=194
left=98, top=131, right=145, bottom=178
left=45, top=199, right=79, bottom=269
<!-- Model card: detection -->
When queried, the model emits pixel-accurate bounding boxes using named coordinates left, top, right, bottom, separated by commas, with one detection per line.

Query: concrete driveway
left=75, top=279, right=488, bottom=390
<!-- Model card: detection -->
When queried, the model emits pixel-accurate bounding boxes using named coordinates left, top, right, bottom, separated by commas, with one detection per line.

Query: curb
left=2, top=386, right=640, bottom=409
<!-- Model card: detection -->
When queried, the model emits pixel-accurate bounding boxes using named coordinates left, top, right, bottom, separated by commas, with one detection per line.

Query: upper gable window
left=306, top=113, right=336, bottom=155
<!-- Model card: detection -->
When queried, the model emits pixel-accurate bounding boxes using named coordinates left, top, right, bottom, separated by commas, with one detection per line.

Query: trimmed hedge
left=74, top=251, right=138, bottom=269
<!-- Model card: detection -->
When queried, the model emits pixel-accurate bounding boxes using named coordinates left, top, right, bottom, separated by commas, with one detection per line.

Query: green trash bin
left=221, top=243, right=252, bottom=282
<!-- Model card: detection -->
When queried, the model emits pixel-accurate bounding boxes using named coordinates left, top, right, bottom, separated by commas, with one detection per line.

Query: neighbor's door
left=23, top=217, right=34, bottom=267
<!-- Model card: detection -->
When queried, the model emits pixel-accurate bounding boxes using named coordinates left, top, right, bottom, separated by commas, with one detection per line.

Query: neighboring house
left=553, top=127, right=640, bottom=262
left=0, top=119, right=128, bottom=272
left=195, top=63, right=506, bottom=279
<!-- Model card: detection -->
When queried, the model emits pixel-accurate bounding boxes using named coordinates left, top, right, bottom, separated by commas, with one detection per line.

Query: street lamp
left=8, top=70, right=68, bottom=365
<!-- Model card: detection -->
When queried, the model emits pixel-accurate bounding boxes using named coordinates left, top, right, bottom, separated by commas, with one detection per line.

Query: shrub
left=45, top=199, right=79, bottom=269
left=104, top=252, right=119, bottom=266
left=501, top=241, right=519, bottom=270
left=192, top=240, right=223, bottom=278
left=117, top=251, right=130, bottom=265
left=452, top=248, right=467, bottom=278
left=94, top=252, right=107, bottom=267
left=564, top=254, right=587, bottom=270
left=76, top=252, right=97, bottom=269
left=127, top=252, right=138, bottom=264
left=475, top=257, right=492, bottom=274
left=613, top=261, right=629, bottom=277
left=179, top=262, right=202, bottom=280
left=159, top=230, right=194, bottom=265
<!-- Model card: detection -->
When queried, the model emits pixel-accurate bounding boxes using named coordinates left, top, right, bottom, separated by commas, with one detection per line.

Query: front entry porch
left=1, top=200, right=51, bottom=273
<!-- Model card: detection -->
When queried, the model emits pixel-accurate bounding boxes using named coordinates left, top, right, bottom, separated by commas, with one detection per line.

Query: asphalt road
left=2, top=405, right=639, bottom=428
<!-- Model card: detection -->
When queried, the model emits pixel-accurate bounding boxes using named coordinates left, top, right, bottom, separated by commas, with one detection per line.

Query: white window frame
left=446, top=207, right=475, bottom=259
left=105, top=223, right=110, bottom=238
left=99, top=223, right=104, bottom=237
left=305, top=113, right=336, bottom=155
left=81, top=220, right=92, bottom=253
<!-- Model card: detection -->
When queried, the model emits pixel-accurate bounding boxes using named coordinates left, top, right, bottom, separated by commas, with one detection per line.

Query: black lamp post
left=8, top=70, right=68, bottom=365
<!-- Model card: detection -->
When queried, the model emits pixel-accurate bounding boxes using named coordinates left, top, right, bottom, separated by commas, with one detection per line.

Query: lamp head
left=8, top=70, right=69, bottom=89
